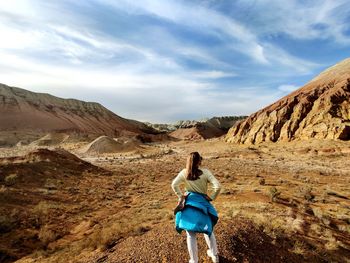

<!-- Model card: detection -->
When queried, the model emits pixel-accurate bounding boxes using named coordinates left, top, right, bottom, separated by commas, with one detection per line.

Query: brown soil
left=97, top=219, right=306, bottom=263
left=0, top=139, right=349, bottom=263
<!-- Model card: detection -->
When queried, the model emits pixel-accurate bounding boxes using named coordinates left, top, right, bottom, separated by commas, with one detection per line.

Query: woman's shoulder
left=200, top=168, right=213, bottom=175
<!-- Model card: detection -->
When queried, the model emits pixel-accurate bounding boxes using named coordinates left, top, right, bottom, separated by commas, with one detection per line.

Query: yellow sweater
left=171, top=168, right=222, bottom=201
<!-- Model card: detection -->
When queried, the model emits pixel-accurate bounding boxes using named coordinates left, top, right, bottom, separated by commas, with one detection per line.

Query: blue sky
left=0, top=0, right=350, bottom=123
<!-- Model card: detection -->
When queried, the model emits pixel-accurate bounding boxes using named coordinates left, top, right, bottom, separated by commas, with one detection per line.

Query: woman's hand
left=174, top=195, right=186, bottom=215
left=205, top=195, right=213, bottom=202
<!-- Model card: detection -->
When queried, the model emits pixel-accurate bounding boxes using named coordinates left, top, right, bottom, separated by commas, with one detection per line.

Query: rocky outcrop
left=167, top=116, right=246, bottom=140
left=174, top=116, right=246, bottom=130
left=0, top=84, right=155, bottom=137
left=205, top=116, right=247, bottom=131
left=144, top=122, right=177, bottom=132
left=146, top=116, right=246, bottom=140
left=226, top=58, right=350, bottom=144
left=169, top=124, right=225, bottom=140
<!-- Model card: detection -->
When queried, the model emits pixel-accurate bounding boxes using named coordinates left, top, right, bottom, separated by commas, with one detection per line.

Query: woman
left=171, top=152, right=221, bottom=263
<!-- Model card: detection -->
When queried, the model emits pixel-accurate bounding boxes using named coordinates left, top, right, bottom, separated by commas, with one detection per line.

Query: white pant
left=186, top=231, right=218, bottom=263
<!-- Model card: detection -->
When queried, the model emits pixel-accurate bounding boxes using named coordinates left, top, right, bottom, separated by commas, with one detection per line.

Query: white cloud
left=97, top=0, right=269, bottom=63
left=97, top=0, right=326, bottom=71
left=193, top=70, right=237, bottom=79
left=262, top=44, right=320, bottom=74
left=277, top=84, right=299, bottom=93
left=235, top=0, right=350, bottom=43
left=0, top=49, right=277, bottom=122
left=0, top=0, right=338, bottom=123
left=0, top=0, right=38, bottom=18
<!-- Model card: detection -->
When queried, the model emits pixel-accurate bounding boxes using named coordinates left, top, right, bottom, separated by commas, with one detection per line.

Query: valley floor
left=1, top=139, right=350, bottom=262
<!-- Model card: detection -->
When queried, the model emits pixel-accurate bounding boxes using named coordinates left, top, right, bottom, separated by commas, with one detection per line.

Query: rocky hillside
left=169, top=124, right=225, bottom=140
left=168, top=116, right=246, bottom=140
left=146, top=116, right=246, bottom=137
left=226, top=58, right=350, bottom=144
left=175, top=116, right=246, bottom=130
left=0, top=84, right=154, bottom=137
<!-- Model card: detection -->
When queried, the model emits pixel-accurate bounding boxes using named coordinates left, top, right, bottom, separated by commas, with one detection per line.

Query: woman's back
left=171, top=152, right=221, bottom=263
left=172, top=168, right=221, bottom=201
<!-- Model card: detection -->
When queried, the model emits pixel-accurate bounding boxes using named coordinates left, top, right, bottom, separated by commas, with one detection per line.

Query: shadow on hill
left=0, top=148, right=109, bottom=262
left=96, top=218, right=331, bottom=263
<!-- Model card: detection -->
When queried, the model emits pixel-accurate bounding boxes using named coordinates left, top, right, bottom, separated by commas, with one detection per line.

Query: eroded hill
left=226, top=58, right=350, bottom=144
left=0, top=84, right=154, bottom=142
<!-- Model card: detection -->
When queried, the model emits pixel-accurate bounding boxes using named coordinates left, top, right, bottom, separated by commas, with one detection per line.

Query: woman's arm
left=207, top=170, right=222, bottom=201
left=171, top=170, right=185, bottom=200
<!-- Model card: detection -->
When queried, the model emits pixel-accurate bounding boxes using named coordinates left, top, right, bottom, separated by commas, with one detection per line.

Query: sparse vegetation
left=0, top=139, right=349, bottom=262
left=299, top=186, right=315, bottom=202
left=4, top=173, right=18, bottom=186
left=268, top=187, right=281, bottom=202
left=0, top=215, right=15, bottom=233
left=39, top=225, right=58, bottom=248
left=292, top=240, right=307, bottom=255
left=259, top=178, right=265, bottom=185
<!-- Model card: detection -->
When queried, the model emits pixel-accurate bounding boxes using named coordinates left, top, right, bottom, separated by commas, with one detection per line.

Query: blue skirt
left=175, top=192, right=218, bottom=236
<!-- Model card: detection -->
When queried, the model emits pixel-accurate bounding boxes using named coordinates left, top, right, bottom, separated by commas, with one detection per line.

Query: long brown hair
left=186, top=152, right=203, bottom=180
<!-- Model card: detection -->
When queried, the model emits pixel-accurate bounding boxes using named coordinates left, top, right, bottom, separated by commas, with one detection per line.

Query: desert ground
left=1, top=137, right=350, bottom=263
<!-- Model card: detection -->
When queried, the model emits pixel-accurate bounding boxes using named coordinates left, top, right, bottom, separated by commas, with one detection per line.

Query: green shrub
left=269, top=187, right=280, bottom=202
left=4, top=174, right=18, bottom=186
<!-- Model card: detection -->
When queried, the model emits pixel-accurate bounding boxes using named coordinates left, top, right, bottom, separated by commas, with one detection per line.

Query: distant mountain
left=146, top=116, right=246, bottom=132
left=146, top=116, right=246, bottom=140
left=0, top=83, right=155, bottom=137
left=226, top=58, right=350, bottom=144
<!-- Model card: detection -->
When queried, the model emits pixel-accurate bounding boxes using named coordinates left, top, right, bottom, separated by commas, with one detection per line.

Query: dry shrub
left=299, top=186, right=315, bottom=202
left=225, top=207, right=240, bottom=218
left=134, top=225, right=151, bottom=236
left=259, top=178, right=265, bottom=185
left=312, top=208, right=335, bottom=227
left=39, top=225, right=58, bottom=247
left=4, top=174, right=18, bottom=186
left=0, top=215, right=15, bottom=233
left=277, top=177, right=287, bottom=184
left=32, top=202, right=54, bottom=216
left=0, top=185, right=6, bottom=193
left=98, top=223, right=124, bottom=249
left=86, top=220, right=152, bottom=250
left=32, top=201, right=57, bottom=226
left=300, top=203, right=314, bottom=215
left=312, top=207, right=324, bottom=220
left=310, top=223, right=323, bottom=236
left=44, top=179, right=59, bottom=190
left=325, top=237, right=339, bottom=251
left=243, top=212, right=286, bottom=239
left=292, top=240, right=307, bottom=255
left=268, top=187, right=280, bottom=202
left=290, top=217, right=305, bottom=233
left=263, top=217, right=286, bottom=239
left=167, top=213, right=174, bottom=220
left=337, top=224, right=350, bottom=233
